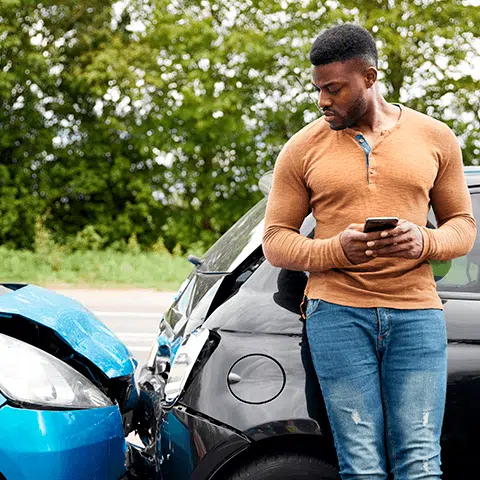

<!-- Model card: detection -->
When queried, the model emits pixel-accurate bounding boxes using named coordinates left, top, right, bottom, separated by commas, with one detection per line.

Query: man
left=262, top=24, right=476, bottom=480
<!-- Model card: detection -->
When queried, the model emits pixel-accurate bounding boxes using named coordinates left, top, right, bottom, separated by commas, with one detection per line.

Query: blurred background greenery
left=0, top=0, right=479, bottom=287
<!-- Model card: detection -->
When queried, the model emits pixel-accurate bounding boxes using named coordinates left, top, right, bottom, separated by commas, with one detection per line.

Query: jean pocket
left=306, top=299, right=322, bottom=317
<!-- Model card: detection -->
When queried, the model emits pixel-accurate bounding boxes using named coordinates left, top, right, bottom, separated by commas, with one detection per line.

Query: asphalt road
left=52, top=288, right=176, bottom=365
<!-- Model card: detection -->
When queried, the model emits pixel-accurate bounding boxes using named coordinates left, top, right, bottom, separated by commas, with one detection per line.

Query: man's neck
left=350, top=95, right=401, bottom=144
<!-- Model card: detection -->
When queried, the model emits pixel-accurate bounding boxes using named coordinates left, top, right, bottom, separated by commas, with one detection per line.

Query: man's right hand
left=340, top=223, right=395, bottom=265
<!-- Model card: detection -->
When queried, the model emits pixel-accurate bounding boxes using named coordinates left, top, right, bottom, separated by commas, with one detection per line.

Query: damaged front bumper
left=130, top=327, right=211, bottom=478
left=122, top=442, right=159, bottom=479
left=132, top=360, right=251, bottom=480
left=129, top=364, right=167, bottom=478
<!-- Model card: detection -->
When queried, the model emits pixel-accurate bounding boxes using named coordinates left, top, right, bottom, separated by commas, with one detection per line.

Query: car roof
left=260, top=166, right=480, bottom=194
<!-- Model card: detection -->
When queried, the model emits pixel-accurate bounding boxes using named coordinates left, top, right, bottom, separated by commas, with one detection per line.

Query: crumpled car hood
left=0, top=285, right=135, bottom=379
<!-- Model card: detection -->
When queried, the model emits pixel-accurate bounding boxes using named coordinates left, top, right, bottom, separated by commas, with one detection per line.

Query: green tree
left=141, top=0, right=480, bottom=250
left=1, top=0, right=478, bottom=252
left=0, top=0, right=168, bottom=248
left=0, top=0, right=53, bottom=248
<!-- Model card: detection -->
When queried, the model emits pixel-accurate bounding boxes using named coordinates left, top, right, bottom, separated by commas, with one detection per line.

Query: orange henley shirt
left=262, top=106, right=476, bottom=310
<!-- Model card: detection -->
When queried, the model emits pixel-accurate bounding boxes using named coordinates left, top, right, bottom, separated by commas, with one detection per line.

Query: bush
left=68, top=225, right=106, bottom=252
left=34, top=217, right=56, bottom=255
left=0, top=247, right=193, bottom=290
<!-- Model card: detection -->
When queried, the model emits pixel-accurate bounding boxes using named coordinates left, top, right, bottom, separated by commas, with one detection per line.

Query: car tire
left=224, top=453, right=339, bottom=480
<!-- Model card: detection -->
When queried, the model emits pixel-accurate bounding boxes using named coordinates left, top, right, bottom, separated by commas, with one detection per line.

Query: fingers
left=343, top=220, right=422, bottom=262
left=366, top=232, right=411, bottom=249
left=352, top=229, right=395, bottom=242
left=347, top=223, right=367, bottom=232
left=377, top=219, right=411, bottom=239
left=374, top=243, right=411, bottom=256
left=364, top=221, right=417, bottom=248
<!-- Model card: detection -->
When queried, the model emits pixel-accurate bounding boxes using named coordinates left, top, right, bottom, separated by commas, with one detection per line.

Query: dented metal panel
left=0, top=285, right=135, bottom=379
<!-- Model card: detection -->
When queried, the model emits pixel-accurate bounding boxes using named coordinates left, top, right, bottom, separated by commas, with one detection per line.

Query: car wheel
left=224, top=453, right=339, bottom=480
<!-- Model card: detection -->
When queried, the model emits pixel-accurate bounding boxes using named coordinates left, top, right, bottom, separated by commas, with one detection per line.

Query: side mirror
left=258, top=171, right=273, bottom=197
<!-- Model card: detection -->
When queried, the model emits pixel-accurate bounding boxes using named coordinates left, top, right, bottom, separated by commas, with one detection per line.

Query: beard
left=327, top=95, right=368, bottom=131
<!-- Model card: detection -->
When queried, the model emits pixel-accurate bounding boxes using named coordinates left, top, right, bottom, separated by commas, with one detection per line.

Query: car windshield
left=199, top=198, right=266, bottom=273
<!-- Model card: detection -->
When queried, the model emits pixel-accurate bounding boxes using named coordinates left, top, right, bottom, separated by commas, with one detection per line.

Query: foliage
left=0, top=245, right=193, bottom=289
left=1, top=0, right=168, bottom=249
left=1, top=0, right=479, bottom=253
left=68, top=225, right=106, bottom=251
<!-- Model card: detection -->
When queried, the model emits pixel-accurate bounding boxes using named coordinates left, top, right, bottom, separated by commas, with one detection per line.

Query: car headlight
left=0, top=333, right=113, bottom=409
left=163, top=328, right=210, bottom=408
left=146, top=315, right=175, bottom=372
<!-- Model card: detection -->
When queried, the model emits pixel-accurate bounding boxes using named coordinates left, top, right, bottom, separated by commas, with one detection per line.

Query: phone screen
left=364, top=217, right=399, bottom=233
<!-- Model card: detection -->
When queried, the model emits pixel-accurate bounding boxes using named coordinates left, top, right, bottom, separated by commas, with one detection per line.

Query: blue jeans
left=306, top=299, right=447, bottom=480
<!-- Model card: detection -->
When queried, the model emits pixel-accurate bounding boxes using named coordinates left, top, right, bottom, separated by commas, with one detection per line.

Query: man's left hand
left=364, top=219, right=424, bottom=259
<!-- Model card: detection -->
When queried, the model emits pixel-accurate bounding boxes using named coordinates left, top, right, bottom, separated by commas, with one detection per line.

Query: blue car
left=0, top=283, right=141, bottom=480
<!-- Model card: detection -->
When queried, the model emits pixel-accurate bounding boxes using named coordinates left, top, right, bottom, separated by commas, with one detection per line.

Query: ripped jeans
left=306, top=299, right=447, bottom=480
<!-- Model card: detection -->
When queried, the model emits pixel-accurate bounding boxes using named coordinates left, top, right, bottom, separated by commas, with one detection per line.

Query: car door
left=431, top=188, right=480, bottom=478
left=198, top=188, right=480, bottom=479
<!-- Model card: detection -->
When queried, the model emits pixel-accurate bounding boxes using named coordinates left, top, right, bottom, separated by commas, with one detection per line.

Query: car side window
left=434, top=192, right=480, bottom=293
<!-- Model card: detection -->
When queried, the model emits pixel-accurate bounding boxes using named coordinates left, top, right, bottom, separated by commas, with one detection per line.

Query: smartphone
left=364, top=217, right=399, bottom=233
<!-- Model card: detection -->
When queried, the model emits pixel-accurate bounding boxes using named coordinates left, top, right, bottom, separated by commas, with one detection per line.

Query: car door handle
left=227, top=373, right=242, bottom=385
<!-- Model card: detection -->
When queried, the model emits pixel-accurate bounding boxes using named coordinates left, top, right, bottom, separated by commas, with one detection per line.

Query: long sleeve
left=262, top=144, right=354, bottom=272
left=419, top=129, right=476, bottom=261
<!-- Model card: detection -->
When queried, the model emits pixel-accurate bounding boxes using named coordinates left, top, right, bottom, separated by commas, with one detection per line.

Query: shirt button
left=369, top=169, right=374, bottom=174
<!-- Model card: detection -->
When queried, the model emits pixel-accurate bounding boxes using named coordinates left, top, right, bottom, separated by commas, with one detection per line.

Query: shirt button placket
left=369, top=154, right=376, bottom=185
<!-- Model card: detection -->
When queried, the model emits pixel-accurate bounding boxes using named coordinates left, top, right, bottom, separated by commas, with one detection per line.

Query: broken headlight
left=163, top=328, right=210, bottom=408
left=146, top=315, right=175, bottom=373
left=0, top=333, right=113, bottom=409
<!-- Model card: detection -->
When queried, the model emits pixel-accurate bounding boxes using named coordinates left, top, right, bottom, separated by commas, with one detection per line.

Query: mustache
left=323, top=109, right=337, bottom=115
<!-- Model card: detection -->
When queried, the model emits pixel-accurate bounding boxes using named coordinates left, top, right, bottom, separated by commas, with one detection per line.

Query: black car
left=134, top=167, right=480, bottom=480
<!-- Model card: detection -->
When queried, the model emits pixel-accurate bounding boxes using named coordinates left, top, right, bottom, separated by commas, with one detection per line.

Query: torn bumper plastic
left=132, top=364, right=167, bottom=478
left=122, top=442, right=159, bottom=479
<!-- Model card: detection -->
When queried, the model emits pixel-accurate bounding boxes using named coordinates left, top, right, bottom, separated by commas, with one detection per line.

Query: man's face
left=312, top=60, right=370, bottom=130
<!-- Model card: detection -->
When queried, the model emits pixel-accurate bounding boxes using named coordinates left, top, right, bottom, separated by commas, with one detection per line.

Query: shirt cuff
left=418, top=226, right=433, bottom=261
left=332, top=233, right=355, bottom=268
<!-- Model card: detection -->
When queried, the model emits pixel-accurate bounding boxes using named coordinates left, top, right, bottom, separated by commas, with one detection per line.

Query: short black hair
left=309, top=24, right=378, bottom=68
